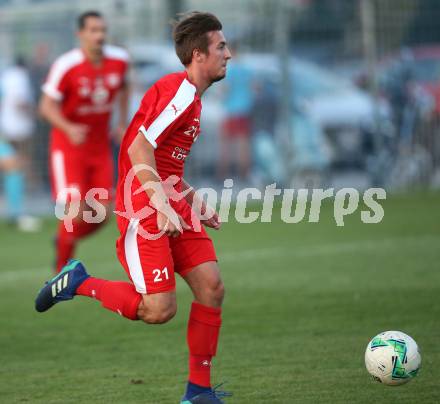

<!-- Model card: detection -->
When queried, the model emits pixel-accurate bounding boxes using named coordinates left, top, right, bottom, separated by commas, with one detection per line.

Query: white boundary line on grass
left=1, top=234, right=438, bottom=287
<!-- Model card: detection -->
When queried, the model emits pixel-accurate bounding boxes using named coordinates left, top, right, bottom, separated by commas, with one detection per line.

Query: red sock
left=55, top=221, right=104, bottom=272
left=56, top=223, right=76, bottom=273
left=77, top=277, right=142, bottom=320
left=187, top=301, right=222, bottom=388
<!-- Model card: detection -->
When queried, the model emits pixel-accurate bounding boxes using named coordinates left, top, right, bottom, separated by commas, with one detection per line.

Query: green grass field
left=1, top=192, right=440, bottom=403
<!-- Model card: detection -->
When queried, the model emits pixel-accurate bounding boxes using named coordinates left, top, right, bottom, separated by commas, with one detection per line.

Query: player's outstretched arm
left=39, top=94, right=88, bottom=145
left=181, top=178, right=221, bottom=230
left=128, top=132, right=190, bottom=237
left=113, top=81, right=130, bottom=143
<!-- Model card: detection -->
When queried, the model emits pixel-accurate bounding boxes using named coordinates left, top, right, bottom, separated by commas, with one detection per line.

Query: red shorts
left=50, top=146, right=113, bottom=202
left=222, top=115, right=251, bottom=138
left=115, top=203, right=217, bottom=294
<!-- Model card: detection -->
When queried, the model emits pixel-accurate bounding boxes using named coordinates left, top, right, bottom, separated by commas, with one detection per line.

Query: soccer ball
left=365, top=330, right=421, bottom=386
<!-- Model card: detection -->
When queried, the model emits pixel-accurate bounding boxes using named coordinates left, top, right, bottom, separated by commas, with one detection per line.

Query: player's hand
left=157, top=207, right=191, bottom=238
left=201, top=211, right=222, bottom=230
left=192, top=200, right=222, bottom=230
left=66, top=123, right=89, bottom=145
left=201, top=206, right=222, bottom=230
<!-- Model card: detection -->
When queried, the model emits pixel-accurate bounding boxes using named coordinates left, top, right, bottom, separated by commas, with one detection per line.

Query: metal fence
left=1, top=0, right=440, bottom=216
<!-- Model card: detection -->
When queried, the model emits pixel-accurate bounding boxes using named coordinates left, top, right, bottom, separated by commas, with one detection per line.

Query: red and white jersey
left=116, top=71, right=202, bottom=216
left=43, top=45, right=129, bottom=150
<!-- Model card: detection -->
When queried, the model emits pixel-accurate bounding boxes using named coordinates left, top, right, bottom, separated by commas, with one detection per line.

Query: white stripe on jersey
left=139, top=78, right=196, bottom=149
left=103, top=45, right=130, bottom=62
left=42, top=46, right=128, bottom=101
left=51, top=150, right=67, bottom=197
left=42, top=49, right=84, bottom=101
left=124, top=218, right=147, bottom=294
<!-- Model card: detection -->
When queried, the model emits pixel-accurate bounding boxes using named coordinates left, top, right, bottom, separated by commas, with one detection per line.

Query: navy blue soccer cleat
left=180, top=383, right=232, bottom=404
left=35, top=259, right=90, bottom=312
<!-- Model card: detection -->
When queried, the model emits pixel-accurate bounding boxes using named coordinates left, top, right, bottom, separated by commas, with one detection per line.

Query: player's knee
left=207, top=278, right=225, bottom=306
left=214, top=279, right=225, bottom=304
left=143, top=307, right=176, bottom=324
left=71, top=203, right=87, bottom=225
left=139, top=301, right=177, bottom=324
left=101, top=204, right=112, bottom=223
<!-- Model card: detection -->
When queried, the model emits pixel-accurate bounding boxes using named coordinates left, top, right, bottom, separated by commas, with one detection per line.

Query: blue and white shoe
left=35, top=259, right=90, bottom=312
left=181, top=383, right=232, bottom=404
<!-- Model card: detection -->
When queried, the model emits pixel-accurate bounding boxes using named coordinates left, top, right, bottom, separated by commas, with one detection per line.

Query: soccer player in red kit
left=39, top=11, right=130, bottom=272
left=36, top=12, right=232, bottom=403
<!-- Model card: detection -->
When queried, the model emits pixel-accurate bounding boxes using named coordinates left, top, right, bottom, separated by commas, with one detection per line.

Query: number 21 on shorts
left=153, top=267, right=169, bottom=282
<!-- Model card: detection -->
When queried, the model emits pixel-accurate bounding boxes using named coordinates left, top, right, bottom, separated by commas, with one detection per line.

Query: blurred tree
left=290, top=0, right=358, bottom=60
left=373, top=0, right=416, bottom=56
left=165, top=0, right=185, bottom=37
left=292, top=0, right=355, bottom=43
left=167, top=0, right=185, bottom=21
left=405, top=0, right=440, bottom=45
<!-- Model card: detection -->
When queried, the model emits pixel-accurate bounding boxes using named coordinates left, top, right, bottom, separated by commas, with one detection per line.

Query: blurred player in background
left=36, top=11, right=232, bottom=404
left=39, top=11, right=130, bottom=272
left=0, top=140, right=29, bottom=229
left=0, top=56, right=40, bottom=231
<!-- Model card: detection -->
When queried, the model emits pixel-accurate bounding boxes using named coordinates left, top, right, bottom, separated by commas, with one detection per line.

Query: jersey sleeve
left=138, top=78, right=196, bottom=149
left=41, top=62, right=71, bottom=101
left=41, top=50, right=84, bottom=101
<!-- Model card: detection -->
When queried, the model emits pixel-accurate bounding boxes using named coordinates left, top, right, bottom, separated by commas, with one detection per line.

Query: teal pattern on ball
left=371, top=337, right=414, bottom=380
